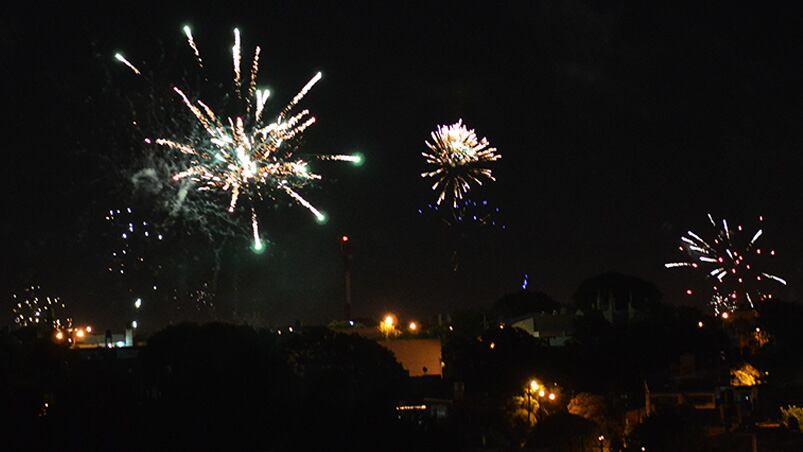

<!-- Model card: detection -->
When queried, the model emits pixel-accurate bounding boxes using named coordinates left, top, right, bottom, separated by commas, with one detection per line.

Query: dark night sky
left=4, top=2, right=803, bottom=329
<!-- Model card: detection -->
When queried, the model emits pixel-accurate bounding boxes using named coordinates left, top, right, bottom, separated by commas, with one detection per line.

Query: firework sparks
left=666, top=214, right=786, bottom=313
left=183, top=25, right=204, bottom=69
left=11, top=285, right=72, bottom=329
left=418, top=198, right=506, bottom=229
left=114, top=53, right=141, bottom=75
left=105, top=207, right=166, bottom=322
left=105, top=207, right=165, bottom=277
left=116, top=27, right=361, bottom=248
left=421, top=120, right=500, bottom=208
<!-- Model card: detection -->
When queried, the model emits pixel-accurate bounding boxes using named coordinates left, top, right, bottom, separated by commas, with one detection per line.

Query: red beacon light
left=341, top=235, right=349, bottom=243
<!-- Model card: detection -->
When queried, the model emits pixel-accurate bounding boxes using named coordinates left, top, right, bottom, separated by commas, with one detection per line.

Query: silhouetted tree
left=573, top=272, right=661, bottom=311
left=525, top=412, right=598, bottom=452
left=629, top=406, right=707, bottom=452
left=493, top=290, right=561, bottom=320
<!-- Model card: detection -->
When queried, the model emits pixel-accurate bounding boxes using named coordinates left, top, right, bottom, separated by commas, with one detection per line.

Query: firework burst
left=105, top=207, right=165, bottom=308
left=11, top=285, right=72, bottom=329
left=666, top=214, right=786, bottom=314
left=418, top=198, right=506, bottom=229
left=116, top=27, right=361, bottom=249
left=421, top=120, right=501, bottom=208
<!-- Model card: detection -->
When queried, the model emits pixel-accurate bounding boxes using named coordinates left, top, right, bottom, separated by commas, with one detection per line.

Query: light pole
left=527, top=380, right=539, bottom=424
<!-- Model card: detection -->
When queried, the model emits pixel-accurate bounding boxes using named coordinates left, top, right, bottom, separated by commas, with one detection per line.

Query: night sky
left=4, top=2, right=803, bottom=329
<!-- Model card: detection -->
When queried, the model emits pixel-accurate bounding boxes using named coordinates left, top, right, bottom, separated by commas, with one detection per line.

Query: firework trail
left=421, top=120, right=500, bottom=209
left=666, top=214, right=786, bottom=314
left=182, top=25, right=204, bottom=69
left=114, top=53, right=140, bottom=75
left=116, top=27, right=362, bottom=249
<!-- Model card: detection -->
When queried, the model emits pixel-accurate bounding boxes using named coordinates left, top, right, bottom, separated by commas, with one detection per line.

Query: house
left=508, top=308, right=583, bottom=346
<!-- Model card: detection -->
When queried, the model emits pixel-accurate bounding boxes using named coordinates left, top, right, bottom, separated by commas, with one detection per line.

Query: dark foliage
left=0, top=323, right=408, bottom=451
left=573, top=272, right=662, bottom=311
left=493, top=290, right=562, bottom=320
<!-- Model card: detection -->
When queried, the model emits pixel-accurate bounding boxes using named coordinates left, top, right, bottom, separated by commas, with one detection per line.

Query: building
left=508, top=308, right=583, bottom=346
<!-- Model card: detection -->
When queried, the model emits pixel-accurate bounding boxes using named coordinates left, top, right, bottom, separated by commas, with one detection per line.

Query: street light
left=380, top=313, right=397, bottom=338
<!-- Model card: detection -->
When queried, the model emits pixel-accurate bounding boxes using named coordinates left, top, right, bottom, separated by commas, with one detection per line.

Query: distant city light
left=134, top=298, right=142, bottom=309
left=395, top=404, right=427, bottom=411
